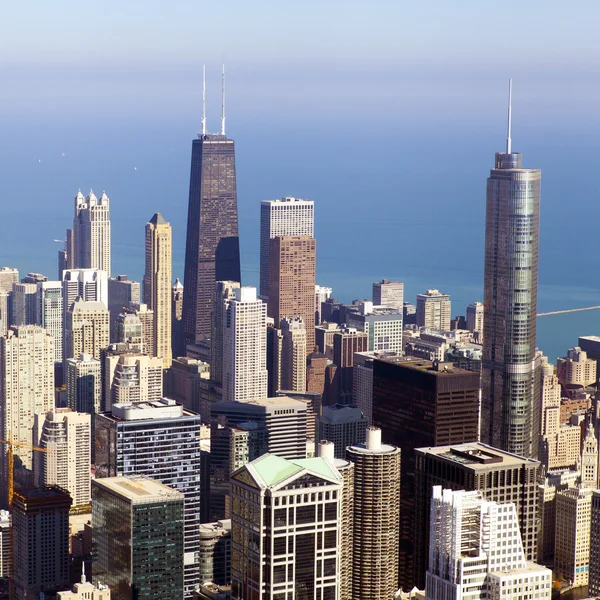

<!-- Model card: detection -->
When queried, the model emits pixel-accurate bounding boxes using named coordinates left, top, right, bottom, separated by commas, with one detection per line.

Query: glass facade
left=183, top=134, right=240, bottom=345
left=482, top=152, right=541, bottom=458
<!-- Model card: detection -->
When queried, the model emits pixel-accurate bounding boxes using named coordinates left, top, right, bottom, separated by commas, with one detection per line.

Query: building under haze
left=416, top=289, right=451, bottom=331
left=481, top=83, right=542, bottom=458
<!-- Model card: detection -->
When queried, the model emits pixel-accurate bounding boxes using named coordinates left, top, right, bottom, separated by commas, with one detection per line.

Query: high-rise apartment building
left=11, top=282, right=37, bottom=325
left=34, top=409, right=91, bottom=508
left=332, top=328, right=368, bottom=404
left=12, top=487, right=72, bottom=600
left=92, top=477, right=184, bottom=600
left=119, top=302, right=154, bottom=355
left=416, top=289, right=451, bottom=331
left=317, top=404, right=367, bottom=459
left=557, top=346, right=597, bottom=388
left=0, top=267, right=18, bottom=293
left=230, top=452, right=343, bottom=600
left=426, top=486, right=551, bottom=600
left=95, top=400, right=201, bottom=596
left=211, top=280, right=240, bottom=387
left=414, top=443, right=540, bottom=590
left=107, top=275, right=140, bottom=342
left=72, top=190, right=111, bottom=276
left=172, top=278, right=185, bottom=358
left=372, top=279, right=404, bottom=310
left=64, top=299, right=109, bottom=361
left=270, top=316, right=307, bottom=394
left=183, top=86, right=241, bottom=346
left=66, top=354, right=102, bottom=417
left=199, top=520, right=232, bottom=586
left=466, top=301, right=484, bottom=341
left=267, top=236, right=316, bottom=353
left=482, top=83, right=541, bottom=458
left=143, top=213, right=172, bottom=369
left=223, top=287, right=268, bottom=403
left=346, top=427, right=401, bottom=600
left=36, top=280, right=63, bottom=362
left=260, top=197, right=314, bottom=300
left=315, top=285, right=332, bottom=325
left=0, top=326, right=54, bottom=501
left=306, top=347, right=328, bottom=395
left=352, top=352, right=375, bottom=424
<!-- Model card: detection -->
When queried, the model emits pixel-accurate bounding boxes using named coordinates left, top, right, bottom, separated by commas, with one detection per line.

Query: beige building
left=416, top=289, right=451, bottom=331
left=0, top=325, right=54, bottom=500
left=143, top=213, right=172, bottom=369
left=34, top=409, right=91, bottom=508
left=271, top=316, right=307, bottom=394
left=557, top=347, right=597, bottom=388
left=267, top=236, right=316, bottom=354
left=58, top=565, right=110, bottom=599
left=555, top=487, right=594, bottom=587
left=128, top=302, right=155, bottom=357
left=210, top=280, right=241, bottom=387
left=346, top=428, right=401, bottom=600
left=580, top=421, right=598, bottom=488
left=372, top=279, right=404, bottom=310
left=466, top=301, right=484, bottom=341
left=0, top=267, right=18, bottom=292
left=65, top=299, right=109, bottom=361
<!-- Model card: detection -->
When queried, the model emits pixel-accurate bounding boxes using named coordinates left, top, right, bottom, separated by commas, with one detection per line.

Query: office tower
left=0, top=326, right=54, bottom=501
left=317, top=404, right=367, bottom=458
left=11, top=282, right=37, bottom=325
left=72, top=190, right=111, bottom=275
left=183, top=71, right=240, bottom=346
left=212, top=397, right=308, bottom=459
left=66, top=354, right=102, bottom=416
left=353, top=352, right=374, bottom=424
left=414, top=443, right=540, bottom=590
left=260, top=197, right=314, bottom=299
left=143, top=213, right=172, bottom=369
left=62, top=268, right=108, bottom=307
left=167, top=357, right=212, bottom=418
left=36, top=281, right=63, bottom=362
left=555, top=487, right=594, bottom=587
left=0, top=291, right=9, bottom=337
left=211, top=280, right=240, bottom=387
left=276, top=390, right=321, bottom=440
left=416, top=289, right=451, bottom=331
left=271, top=316, right=307, bottom=394
left=107, top=276, right=140, bottom=342
left=372, top=279, right=404, bottom=310
left=230, top=452, right=342, bottom=600
left=315, top=322, right=340, bottom=359
left=223, top=287, right=267, bottom=403
left=12, top=487, right=72, bottom=599
left=65, top=299, right=109, bottom=361
left=347, top=301, right=404, bottom=354
left=268, top=236, right=316, bottom=353
left=466, top=301, right=484, bottom=341
left=373, top=356, right=481, bottom=587
left=481, top=82, right=541, bottom=458
left=346, top=427, right=401, bottom=600
left=57, top=566, right=111, bottom=599
left=34, top=408, right=91, bottom=508
left=172, top=278, right=185, bottom=358
left=426, top=487, right=551, bottom=600
left=103, top=351, right=163, bottom=407
left=0, top=267, right=18, bottom=292
left=199, top=520, right=231, bottom=586
left=331, top=328, right=368, bottom=404
left=581, top=420, right=598, bottom=488
left=557, top=346, right=597, bottom=388
left=589, top=491, right=600, bottom=596
left=95, top=400, right=201, bottom=595
left=92, top=476, right=184, bottom=600
left=306, top=347, right=328, bottom=394
left=315, top=285, right=332, bottom=325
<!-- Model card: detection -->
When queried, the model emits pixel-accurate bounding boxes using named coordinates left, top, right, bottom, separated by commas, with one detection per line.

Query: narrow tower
left=481, top=80, right=542, bottom=458
left=182, top=66, right=240, bottom=346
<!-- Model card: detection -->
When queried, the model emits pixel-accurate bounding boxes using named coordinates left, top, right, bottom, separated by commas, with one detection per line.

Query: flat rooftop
left=100, top=398, right=198, bottom=422
left=213, top=397, right=306, bottom=410
left=93, top=476, right=183, bottom=501
left=376, top=357, right=476, bottom=377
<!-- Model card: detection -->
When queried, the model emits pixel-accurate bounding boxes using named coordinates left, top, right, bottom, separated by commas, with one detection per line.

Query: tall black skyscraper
left=183, top=66, right=240, bottom=346
left=481, top=80, right=541, bottom=458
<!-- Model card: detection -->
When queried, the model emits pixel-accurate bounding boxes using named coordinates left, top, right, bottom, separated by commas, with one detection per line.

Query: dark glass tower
left=481, top=81, right=541, bottom=458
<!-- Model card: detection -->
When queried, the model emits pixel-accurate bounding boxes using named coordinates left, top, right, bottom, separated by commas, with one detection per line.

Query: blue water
left=1, top=87, right=600, bottom=364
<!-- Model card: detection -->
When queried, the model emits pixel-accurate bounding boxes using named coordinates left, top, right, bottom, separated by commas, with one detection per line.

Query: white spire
left=202, top=65, right=206, bottom=136
left=506, top=78, right=513, bottom=154
left=81, top=561, right=87, bottom=584
left=221, top=63, right=226, bottom=136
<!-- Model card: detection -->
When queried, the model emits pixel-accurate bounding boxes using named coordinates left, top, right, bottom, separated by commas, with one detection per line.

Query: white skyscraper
left=34, top=408, right=91, bottom=508
left=315, top=285, right=333, bottom=325
left=223, top=287, right=268, bottom=403
left=73, top=190, right=111, bottom=276
left=62, top=268, right=108, bottom=311
left=426, top=486, right=551, bottom=600
left=36, top=281, right=63, bottom=363
left=259, top=197, right=314, bottom=299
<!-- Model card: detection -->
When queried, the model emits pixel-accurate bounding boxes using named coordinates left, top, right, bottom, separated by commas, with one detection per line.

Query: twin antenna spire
left=506, top=78, right=513, bottom=154
left=201, top=64, right=226, bottom=136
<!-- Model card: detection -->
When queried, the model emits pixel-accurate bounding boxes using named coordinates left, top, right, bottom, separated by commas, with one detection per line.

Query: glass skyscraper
left=183, top=132, right=240, bottom=346
left=481, top=85, right=541, bottom=458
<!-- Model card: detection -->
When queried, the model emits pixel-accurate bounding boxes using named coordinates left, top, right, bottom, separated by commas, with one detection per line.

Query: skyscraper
left=11, top=282, right=37, bottom=326
left=72, top=190, right=111, bottom=276
left=416, top=289, right=451, bottom=331
left=66, top=354, right=102, bottom=417
left=482, top=81, right=541, bottom=458
left=107, top=275, right=140, bottom=343
left=270, top=316, right=307, bottom=394
left=64, top=299, right=109, bottom=362
left=372, top=279, right=404, bottom=310
left=183, top=67, right=240, bottom=345
left=259, top=197, right=314, bottom=300
left=267, top=236, right=316, bottom=353
left=143, top=213, right=172, bottom=368
left=172, top=278, right=185, bottom=358
left=36, top=281, right=63, bottom=363
left=210, top=280, right=240, bottom=387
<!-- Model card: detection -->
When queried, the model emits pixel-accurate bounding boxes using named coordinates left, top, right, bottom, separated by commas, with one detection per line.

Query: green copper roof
left=292, top=458, right=339, bottom=481
left=250, top=454, right=303, bottom=487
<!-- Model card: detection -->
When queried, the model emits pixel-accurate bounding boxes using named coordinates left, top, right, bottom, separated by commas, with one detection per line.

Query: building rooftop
left=101, top=398, right=198, bottom=422
left=214, top=397, right=307, bottom=410
left=93, top=476, right=183, bottom=502
left=376, top=356, right=476, bottom=377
